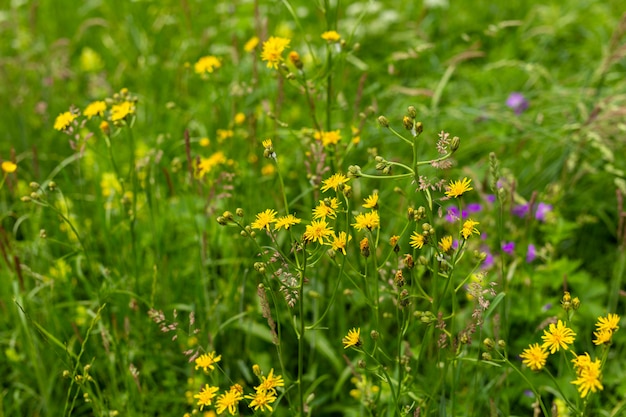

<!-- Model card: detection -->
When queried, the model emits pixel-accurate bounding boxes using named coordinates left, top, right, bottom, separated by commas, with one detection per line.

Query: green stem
left=298, top=243, right=308, bottom=416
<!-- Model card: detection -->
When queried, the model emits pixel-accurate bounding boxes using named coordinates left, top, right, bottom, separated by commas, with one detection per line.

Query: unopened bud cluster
left=561, top=291, right=580, bottom=312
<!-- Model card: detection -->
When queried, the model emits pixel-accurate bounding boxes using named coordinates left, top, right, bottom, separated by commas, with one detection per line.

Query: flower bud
left=377, top=115, right=389, bottom=128
left=370, top=330, right=379, bottom=340
left=483, top=338, right=495, bottom=350
left=451, top=136, right=460, bottom=152
left=407, top=106, right=416, bottom=119
left=415, top=121, right=423, bottom=134
left=48, top=181, right=57, bottom=191
left=236, top=208, right=244, bottom=217
left=402, top=116, right=413, bottom=131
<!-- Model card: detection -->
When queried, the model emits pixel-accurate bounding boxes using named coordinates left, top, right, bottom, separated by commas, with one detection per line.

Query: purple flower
left=466, top=203, right=483, bottom=213
left=526, top=244, right=537, bottom=263
left=506, top=92, right=529, bottom=115
left=501, top=241, right=515, bottom=255
left=512, top=204, right=529, bottom=218
left=535, top=202, right=552, bottom=222
left=542, top=303, right=552, bottom=312
left=485, top=194, right=496, bottom=204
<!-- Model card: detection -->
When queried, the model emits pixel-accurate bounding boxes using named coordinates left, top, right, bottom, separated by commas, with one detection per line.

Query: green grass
left=2, top=1, right=626, bottom=416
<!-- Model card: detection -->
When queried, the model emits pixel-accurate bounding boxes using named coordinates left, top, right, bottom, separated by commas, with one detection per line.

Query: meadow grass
left=2, top=1, right=626, bottom=416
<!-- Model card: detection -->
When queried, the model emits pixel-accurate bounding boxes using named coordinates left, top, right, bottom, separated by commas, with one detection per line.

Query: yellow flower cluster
left=191, top=353, right=284, bottom=414
left=519, top=296, right=620, bottom=399
left=53, top=88, right=137, bottom=133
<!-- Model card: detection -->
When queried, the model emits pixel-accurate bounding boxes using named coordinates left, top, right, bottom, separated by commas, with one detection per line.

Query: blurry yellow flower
left=2, top=161, right=17, bottom=173
left=321, top=30, right=341, bottom=42
left=445, top=177, right=473, bottom=198
left=54, top=111, right=78, bottom=131
left=261, top=164, right=276, bottom=176
left=100, top=172, right=122, bottom=198
left=79, top=47, right=104, bottom=72
left=99, top=121, right=110, bottom=134
left=244, top=36, right=259, bottom=53
left=352, top=211, right=380, bottom=231
left=321, top=173, right=350, bottom=193
left=110, top=101, right=134, bottom=122
left=261, top=36, right=290, bottom=69
left=314, top=130, right=342, bottom=146
left=199, top=137, right=210, bottom=147
left=234, top=112, right=246, bottom=125
left=409, top=231, right=424, bottom=249
left=83, top=101, right=106, bottom=119
left=216, top=129, right=234, bottom=142
left=519, top=343, right=548, bottom=371
left=303, top=219, right=333, bottom=244
left=195, top=351, right=222, bottom=372
left=251, top=209, right=278, bottom=231
left=541, top=320, right=576, bottom=354
left=194, top=55, right=221, bottom=74
left=342, top=327, right=361, bottom=349
left=196, top=152, right=227, bottom=178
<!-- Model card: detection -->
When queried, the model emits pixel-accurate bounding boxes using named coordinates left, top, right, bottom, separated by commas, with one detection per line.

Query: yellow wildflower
left=244, top=36, right=259, bottom=53
left=54, top=111, right=78, bottom=131
left=216, top=384, right=243, bottom=415
left=245, top=389, right=276, bottom=412
left=342, top=327, right=362, bottom=349
left=274, top=214, right=301, bottom=231
left=303, top=219, right=333, bottom=244
left=194, top=55, right=221, bottom=74
left=352, top=211, right=380, bottom=231
left=519, top=343, right=548, bottom=371
left=251, top=209, right=278, bottom=231
left=320, top=173, right=350, bottom=193
left=445, top=177, right=473, bottom=198
left=439, top=235, right=453, bottom=253
left=461, top=219, right=480, bottom=239
left=110, top=101, right=135, bottom=122
left=362, top=192, right=379, bottom=209
left=83, top=101, right=106, bottom=119
left=541, top=320, right=576, bottom=354
left=195, top=351, right=222, bottom=372
left=321, top=30, right=341, bottom=42
left=2, top=161, right=17, bottom=174
left=261, top=36, right=290, bottom=69
left=571, top=356, right=603, bottom=398
left=409, top=231, right=425, bottom=249
left=194, top=384, right=219, bottom=409
left=328, top=231, right=351, bottom=255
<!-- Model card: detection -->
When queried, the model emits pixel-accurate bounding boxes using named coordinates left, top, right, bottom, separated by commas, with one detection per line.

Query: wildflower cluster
left=518, top=292, right=620, bottom=401
left=54, top=88, right=137, bottom=137
left=189, top=351, right=285, bottom=414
